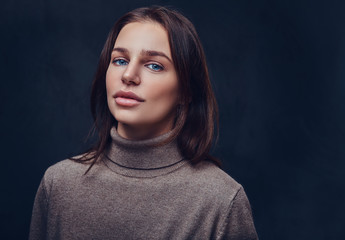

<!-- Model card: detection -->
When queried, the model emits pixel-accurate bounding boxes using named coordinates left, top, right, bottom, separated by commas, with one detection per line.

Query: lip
left=114, top=90, right=145, bottom=107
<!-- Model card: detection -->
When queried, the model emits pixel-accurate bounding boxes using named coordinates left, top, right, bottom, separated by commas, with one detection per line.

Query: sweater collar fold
left=103, top=127, right=186, bottom=177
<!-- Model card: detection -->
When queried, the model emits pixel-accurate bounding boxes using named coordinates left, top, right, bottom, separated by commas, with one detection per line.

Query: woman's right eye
left=112, top=59, right=128, bottom=66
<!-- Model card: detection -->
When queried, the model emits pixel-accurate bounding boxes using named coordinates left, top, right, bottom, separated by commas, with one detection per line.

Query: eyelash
left=112, top=58, right=164, bottom=72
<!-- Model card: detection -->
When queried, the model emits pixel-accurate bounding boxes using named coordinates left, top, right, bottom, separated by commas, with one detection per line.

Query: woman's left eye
left=146, top=63, right=164, bottom=71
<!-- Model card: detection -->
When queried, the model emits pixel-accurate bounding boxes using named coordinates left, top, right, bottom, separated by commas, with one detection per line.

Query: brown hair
left=75, top=6, right=219, bottom=170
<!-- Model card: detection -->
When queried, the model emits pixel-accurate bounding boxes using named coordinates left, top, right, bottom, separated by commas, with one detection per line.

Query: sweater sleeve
left=29, top=176, right=49, bottom=240
left=217, top=187, right=259, bottom=240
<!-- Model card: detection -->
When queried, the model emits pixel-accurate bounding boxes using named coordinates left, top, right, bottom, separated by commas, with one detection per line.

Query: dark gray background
left=1, top=0, right=345, bottom=239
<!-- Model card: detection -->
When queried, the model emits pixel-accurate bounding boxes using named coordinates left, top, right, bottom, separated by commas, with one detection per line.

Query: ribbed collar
left=102, top=127, right=186, bottom=178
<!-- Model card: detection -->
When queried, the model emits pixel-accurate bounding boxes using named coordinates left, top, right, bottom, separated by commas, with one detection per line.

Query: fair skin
left=106, top=21, right=179, bottom=140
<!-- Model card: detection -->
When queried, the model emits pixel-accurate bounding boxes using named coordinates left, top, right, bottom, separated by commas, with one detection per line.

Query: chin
left=115, top=117, right=139, bottom=126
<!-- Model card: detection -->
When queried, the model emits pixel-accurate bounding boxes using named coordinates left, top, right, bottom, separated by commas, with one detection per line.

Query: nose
left=121, top=62, right=141, bottom=85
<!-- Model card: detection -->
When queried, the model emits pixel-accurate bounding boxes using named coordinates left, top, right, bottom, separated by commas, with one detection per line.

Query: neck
left=117, top=121, right=174, bottom=140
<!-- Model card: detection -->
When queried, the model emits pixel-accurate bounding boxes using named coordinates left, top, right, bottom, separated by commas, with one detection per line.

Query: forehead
left=114, top=21, right=171, bottom=57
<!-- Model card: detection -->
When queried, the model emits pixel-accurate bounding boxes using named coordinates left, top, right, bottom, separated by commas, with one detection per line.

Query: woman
left=30, top=6, right=258, bottom=240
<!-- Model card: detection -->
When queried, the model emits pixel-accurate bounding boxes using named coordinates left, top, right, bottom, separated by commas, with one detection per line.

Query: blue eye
left=113, top=59, right=128, bottom=66
left=147, top=63, right=163, bottom=71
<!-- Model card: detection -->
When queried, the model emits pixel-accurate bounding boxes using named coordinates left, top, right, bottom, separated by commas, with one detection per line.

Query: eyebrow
left=112, top=47, right=128, bottom=54
left=112, top=47, right=172, bottom=63
left=141, top=49, right=172, bottom=63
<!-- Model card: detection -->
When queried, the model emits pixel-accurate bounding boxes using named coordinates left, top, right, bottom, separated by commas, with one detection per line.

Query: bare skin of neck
left=117, top=119, right=174, bottom=140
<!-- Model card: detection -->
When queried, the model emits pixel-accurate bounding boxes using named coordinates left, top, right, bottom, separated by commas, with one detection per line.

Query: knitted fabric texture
left=30, top=128, right=258, bottom=239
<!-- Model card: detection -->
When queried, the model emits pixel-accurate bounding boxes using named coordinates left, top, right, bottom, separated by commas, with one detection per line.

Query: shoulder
left=181, top=160, right=243, bottom=202
left=188, top=160, right=242, bottom=190
left=45, top=158, right=88, bottom=178
left=185, top=161, right=258, bottom=239
left=41, top=158, right=90, bottom=192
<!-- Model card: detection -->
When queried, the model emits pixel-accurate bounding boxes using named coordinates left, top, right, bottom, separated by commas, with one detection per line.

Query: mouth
left=114, top=90, right=145, bottom=107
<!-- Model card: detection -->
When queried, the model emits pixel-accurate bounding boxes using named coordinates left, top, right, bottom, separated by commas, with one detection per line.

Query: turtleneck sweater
left=30, top=128, right=258, bottom=240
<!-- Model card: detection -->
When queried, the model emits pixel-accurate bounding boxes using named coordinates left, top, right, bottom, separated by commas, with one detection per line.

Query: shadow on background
left=1, top=0, right=344, bottom=239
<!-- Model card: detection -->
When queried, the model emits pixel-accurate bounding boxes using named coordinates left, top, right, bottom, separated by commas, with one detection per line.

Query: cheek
left=105, top=68, right=119, bottom=115
left=105, top=68, right=110, bottom=91
left=106, top=68, right=118, bottom=95
left=150, top=81, right=179, bottom=109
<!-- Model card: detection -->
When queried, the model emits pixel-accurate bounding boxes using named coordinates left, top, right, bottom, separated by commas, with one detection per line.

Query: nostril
left=121, top=76, right=140, bottom=85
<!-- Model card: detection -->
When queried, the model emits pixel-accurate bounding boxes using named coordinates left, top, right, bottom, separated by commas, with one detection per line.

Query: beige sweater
left=30, top=128, right=258, bottom=240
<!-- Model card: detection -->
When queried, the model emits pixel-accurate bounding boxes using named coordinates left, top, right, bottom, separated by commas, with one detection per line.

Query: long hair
left=74, top=6, right=219, bottom=171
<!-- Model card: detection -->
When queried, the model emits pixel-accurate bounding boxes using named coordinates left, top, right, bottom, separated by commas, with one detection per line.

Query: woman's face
left=106, top=21, right=179, bottom=140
